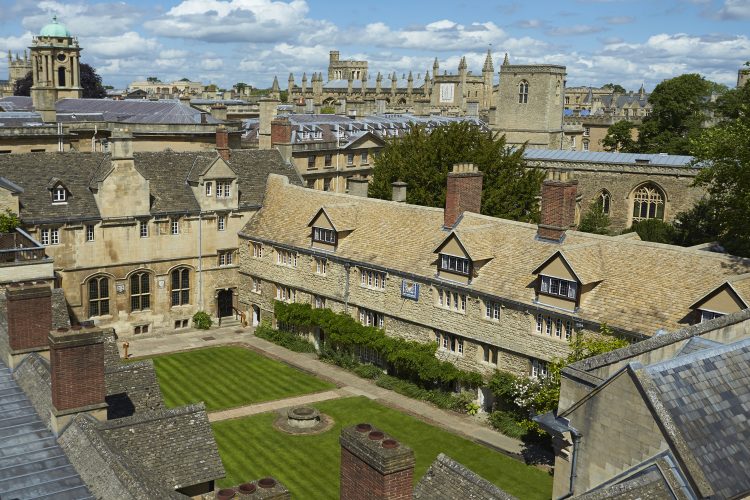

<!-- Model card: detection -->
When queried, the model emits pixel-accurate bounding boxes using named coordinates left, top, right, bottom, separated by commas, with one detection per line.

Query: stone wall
left=238, top=238, right=593, bottom=377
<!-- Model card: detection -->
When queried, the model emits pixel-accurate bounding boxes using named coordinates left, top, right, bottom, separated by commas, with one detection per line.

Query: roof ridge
left=645, top=337, right=750, bottom=373
left=96, top=402, right=207, bottom=429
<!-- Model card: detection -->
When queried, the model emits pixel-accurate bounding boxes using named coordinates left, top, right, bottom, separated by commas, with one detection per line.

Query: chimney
left=215, top=477, right=290, bottom=499
left=111, top=128, right=134, bottom=163
left=346, top=178, right=369, bottom=197
left=216, top=126, right=230, bottom=161
left=270, top=117, right=292, bottom=145
left=340, top=423, right=415, bottom=500
left=210, top=103, right=228, bottom=121
left=49, top=326, right=107, bottom=434
left=258, top=97, right=280, bottom=149
left=537, top=171, right=578, bottom=243
left=5, top=282, right=52, bottom=361
left=444, top=163, right=483, bottom=228
left=391, top=181, right=407, bottom=202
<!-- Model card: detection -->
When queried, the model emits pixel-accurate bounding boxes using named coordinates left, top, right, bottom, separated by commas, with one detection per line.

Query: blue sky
left=1, top=0, right=748, bottom=91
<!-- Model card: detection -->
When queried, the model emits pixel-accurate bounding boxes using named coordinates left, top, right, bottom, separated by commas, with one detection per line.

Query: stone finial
left=288, top=73, right=294, bottom=82
left=483, top=48, right=494, bottom=72
left=424, top=71, right=430, bottom=82
left=433, top=57, right=439, bottom=71
left=458, top=56, right=467, bottom=70
left=376, top=72, right=382, bottom=82
left=271, top=76, right=280, bottom=91
left=302, top=72, right=307, bottom=82
left=503, top=53, right=510, bottom=65
left=407, top=71, right=413, bottom=81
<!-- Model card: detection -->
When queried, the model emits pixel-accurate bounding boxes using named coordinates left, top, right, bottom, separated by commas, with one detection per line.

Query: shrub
left=254, top=322, right=316, bottom=353
left=488, top=410, right=529, bottom=439
left=353, top=363, right=384, bottom=379
left=192, top=311, right=212, bottom=330
left=375, top=375, right=469, bottom=411
left=0, top=210, right=20, bottom=233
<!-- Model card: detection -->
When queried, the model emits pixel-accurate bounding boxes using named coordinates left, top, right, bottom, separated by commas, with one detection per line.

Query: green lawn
left=148, top=346, right=336, bottom=411
left=212, top=397, right=552, bottom=500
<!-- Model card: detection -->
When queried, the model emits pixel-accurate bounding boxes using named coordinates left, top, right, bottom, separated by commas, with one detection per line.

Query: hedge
left=274, top=301, right=483, bottom=388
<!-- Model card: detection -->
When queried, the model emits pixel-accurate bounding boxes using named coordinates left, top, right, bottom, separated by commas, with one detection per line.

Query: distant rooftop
left=523, top=149, right=695, bottom=167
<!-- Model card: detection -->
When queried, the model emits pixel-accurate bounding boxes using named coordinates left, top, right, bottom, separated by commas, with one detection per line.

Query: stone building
left=0, top=128, right=301, bottom=337
left=237, top=166, right=750, bottom=381
left=0, top=50, right=32, bottom=97
left=536, top=309, right=750, bottom=499
left=523, top=149, right=704, bottom=231
left=249, top=110, right=486, bottom=193
left=0, top=17, right=241, bottom=154
left=739, top=66, right=750, bottom=88
left=286, top=50, right=564, bottom=148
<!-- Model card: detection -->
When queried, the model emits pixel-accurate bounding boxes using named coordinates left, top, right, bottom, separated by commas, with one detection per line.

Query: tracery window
left=518, top=81, right=529, bottom=104
left=632, top=184, right=665, bottom=222
left=88, top=276, right=110, bottom=317
left=130, top=272, right=151, bottom=311
left=599, top=190, right=611, bottom=215
left=171, top=268, right=190, bottom=306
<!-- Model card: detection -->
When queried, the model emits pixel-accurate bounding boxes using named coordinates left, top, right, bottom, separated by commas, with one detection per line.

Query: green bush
left=353, top=363, right=384, bottom=379
left=0, top=210, right=20, bottom=233
left=254, top=323, right=316, bottom=353
left=319, top=345, right=360, bottom=370
left=488, top=410, right=529, bottom=439
left=625, top=219, right=677, bottom=244
left=375, top=375, right=470, bottom=411
left=192, top=311, right=212, bottom=330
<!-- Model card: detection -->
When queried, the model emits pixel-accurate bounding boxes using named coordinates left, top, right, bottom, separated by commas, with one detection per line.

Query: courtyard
left=139, top=345, right=552, bottom=499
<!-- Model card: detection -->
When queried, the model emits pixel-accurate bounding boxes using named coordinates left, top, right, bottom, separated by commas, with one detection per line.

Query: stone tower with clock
left=30, top=16, right=82, bottom=122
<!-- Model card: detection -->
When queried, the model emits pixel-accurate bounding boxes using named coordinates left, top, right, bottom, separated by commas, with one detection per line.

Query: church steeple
left=483, top=48, right=494, bottom=73
left=502, top=53, right=509, bottom=66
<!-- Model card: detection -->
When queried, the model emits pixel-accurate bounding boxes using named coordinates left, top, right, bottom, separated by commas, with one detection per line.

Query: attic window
left=52, top=185, right=66, bottom=203
left=439, top=254, right=470, bottom=276
left=313, top=227, right=336, bottom=244
left=540, top=275, right=577, bottom=300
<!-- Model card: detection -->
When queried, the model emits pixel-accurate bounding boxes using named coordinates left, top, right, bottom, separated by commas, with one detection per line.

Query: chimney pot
left=391, top=181, right=407, bottom=202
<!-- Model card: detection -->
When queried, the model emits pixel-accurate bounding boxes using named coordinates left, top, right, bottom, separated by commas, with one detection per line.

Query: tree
left=0, top=210, right=20, bottom=233
left=14, top=63, right=106, bottom=98
left=146, top=76, right=160, bottom=83
left=636, top=74, right=714, bottom=155
left=368, top=122, right=545, bottom=222
left=671, top=200, right=721, bottom=247
left=626, top=219, right=677, bottom=244
left=234, top=82, right=248, bottom=92
left=179, top=77, right=190, bottom=82
left=690, top=83, right=750, bottom=257
left=577, top=200, right=611, bottom=235
left=601, top=120, right=637, bottom=152
left=602, top=83, right=626, bottom=93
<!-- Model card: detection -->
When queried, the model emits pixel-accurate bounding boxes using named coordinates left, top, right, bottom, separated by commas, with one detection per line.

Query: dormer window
left=540, top=275, right=577, bottom=300
left=439, top=254, right=470, bottom=276
left=52, top=185, right=66, bottom=203
left=313, top=227, right=336, bottom=245
left=699, top=310, right=724, bottom=323
left=216, top=180, right=231, bottom=198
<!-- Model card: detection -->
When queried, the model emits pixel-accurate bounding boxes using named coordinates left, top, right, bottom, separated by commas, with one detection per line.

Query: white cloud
left=717, top=0, right=750, bottom=19
left=84, top=32, right=160, bottom=58
left=23, top=2, right=141, bottom=37
left=0, top=32, right=33, bottom=52
left=350, top=21, right=511, bottom=52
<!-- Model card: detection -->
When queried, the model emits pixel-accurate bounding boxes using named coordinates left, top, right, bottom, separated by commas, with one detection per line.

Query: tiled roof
left=576, top=463, right=677, bottom=500
left=241, top=175, right=750, bottom=337
left=0, top=359, right=92, bottom=499
left=414, top=453, right=516, bottom=499
left=0, top=96, right=34, bottom=112
left=641, top=339, right=750, bottom=499
left=522, top=149, right=695, bottom=167
left=0, top=149, right=300, bottom=222
left=55, top=99, right=221, bottom=125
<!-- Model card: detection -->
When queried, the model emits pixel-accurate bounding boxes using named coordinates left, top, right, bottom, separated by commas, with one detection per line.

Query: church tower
left=30, top=16, right=82, bottom=122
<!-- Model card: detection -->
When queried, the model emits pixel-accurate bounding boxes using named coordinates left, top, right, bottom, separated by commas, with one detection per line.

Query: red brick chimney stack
left=6, top=282, right=52, bottom=353
left=216, top=126, right=230, bottom=161
left=49, top=327, right=107, bottom=425
left=340, top=423, right=415, bottom=500
left=444, top=163, right=483, bottom=228
left=270, top=117, right=292, bottom=145
left=537, top=170, right=578, bottom=242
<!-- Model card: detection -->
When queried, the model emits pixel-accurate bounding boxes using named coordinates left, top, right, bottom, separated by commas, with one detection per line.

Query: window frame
left=540, top=275, right=578, bottom=300
left=130, top=271, right=151, bottom=312
left=218, top=250, right=234, bottom=266
left=139, top=220, right=149, bottom=238
left=86, top=224, right=95, bottom=242
left=251, top=242, right=263, bottom=258
left=171, top=218, right=180, bottom=236
left=170, top=268, right=191, bottom=307
left=205, top=181, right=213, bottom=197
left=52, top=185, right=66, bottom=203
left=324, top=154, right=333, bottom=167
left=315, top=257, right=327, bottom=275
left=216, top=180, right=232, bottom=199
left=87, top=275, right=110, bottom=318
left=518, top=81, right=529, bottom=104
left=313, top=227, right=337, bottom=245
left=485, top=300, right=500, bottom=321
left=217, top=215, right=226, bottom=232
left=439, top=254, right=471, bottom=276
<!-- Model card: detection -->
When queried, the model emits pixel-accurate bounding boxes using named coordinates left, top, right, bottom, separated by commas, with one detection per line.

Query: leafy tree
left=577, top=200, right=611, bottom=235
left=179, top=77, right=190, bottom=82
left=625, top=218, right=677, bottom=244
left=602, top=83, right=626, bottom=93
left=234, top=82, right=248, bottom=91
left=146, top=76, right=160, bottom=83
left=14, top=64, right=106, bottom=98
left=601, top=120, right=637, bottom=152
left=369, top=122, right=544, bottom=222
left=205, top=84, right=218, bottom=92
left=690, top=83, right=750, bottom=257
left=636, top=74, right=714, bottom=155
left=0, top=210, right=20, bottom=233
left=671, top=200, right=721, bottom=247
left=279, top=90, right=288, bottom=103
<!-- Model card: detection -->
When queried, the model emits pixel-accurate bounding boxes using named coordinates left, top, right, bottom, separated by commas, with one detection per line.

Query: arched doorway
left=252, top=305, right=260, bottom=327
left=217, top=289, right=233, bottom=318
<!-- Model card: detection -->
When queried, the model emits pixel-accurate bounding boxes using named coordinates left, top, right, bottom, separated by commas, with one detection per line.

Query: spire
left=483, top=48, right=494, bottom=72
left=302, top=72, right=307, bottom=82
left=391, top=72, right=397, bottom=82
left=639, top=83, right=646, bottom=98
left=6, top=50, right=10, bottom=63
left=503, top=53, right=509, bottom=66
left=271, top=76, right=280, bottom=91
left=407, top=71, right=413, bottom=82
left=376, top=72, right=382, bottom=82
left=288, top=73, right=294, bottom=82
left=425, top=71, right=430, bottom=82
left=458, top=56, right=467, bottom=70
left=433, top=57, right=439, bottom=72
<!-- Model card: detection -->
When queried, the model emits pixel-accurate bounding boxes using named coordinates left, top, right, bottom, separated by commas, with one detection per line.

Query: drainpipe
left=558, top=428, right=582, bottom=500
left=198, top=212, right=203, bottom=310
left=91, top=125, right=97, bottom=153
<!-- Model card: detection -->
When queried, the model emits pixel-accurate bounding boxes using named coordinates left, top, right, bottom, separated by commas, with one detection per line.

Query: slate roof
left=241, top=175, right=750, bottom=337
left=640, top=338, right=750, bottom=499
left=522, top=149, right=695, bottom=167
left=576, top=463, right=677, bottom=500
left=0, top=111, right=44, bottom=127
left=0, top=149, right=300, bottom=223
left=0, top=359, right=92, bottom=499
left=96, top=403, right=224, bottom=491
left=55, top=99, right=221, bottom=125
left=414, top=453, right=516, bottom=499
left=0, top=96, right=34, bottom=112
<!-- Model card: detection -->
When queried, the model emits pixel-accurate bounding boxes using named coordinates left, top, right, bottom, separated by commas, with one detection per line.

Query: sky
left=1, top=0, right=749, bottom=92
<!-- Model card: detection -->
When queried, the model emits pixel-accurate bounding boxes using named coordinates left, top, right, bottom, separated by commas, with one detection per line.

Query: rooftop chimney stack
left=444, top=163, right=483, bottom=228
left=340, top=423, right=415, bottom=500
left=348, top=178, right=369, bottom=198
left=215, top=126, right=230, bottom=161
left=537, top=170, right=578, bottom=243
left=5, top=282, right=52, bottom=366
left=49, top=326, right=107, bottom=434
left=391, top=181, right=407, bottom=202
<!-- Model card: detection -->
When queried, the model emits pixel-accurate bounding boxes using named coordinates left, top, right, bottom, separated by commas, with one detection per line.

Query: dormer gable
left=47, top=177, right=69, bottom=203
left=689, top=281, right=749, bottom=324
left=193, top=156, right=239, bottom=211
left=532, top=251, right=582, bottom=310
left=342, top=131, right=386, bottom=150
left=307, top=205, right=356, bottom=250
left=433, top=233, right=474, bottom=284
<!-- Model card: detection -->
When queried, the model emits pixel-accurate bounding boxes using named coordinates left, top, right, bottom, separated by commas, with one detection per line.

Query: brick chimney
left=216, top=126, right=230, bottom=161
left=340, top=423, right=415, bottom=500
left=49, top=326, right=107, bottom=434
left=270, top=117, right=292, bottom=145
left=537, top=171, right=578, bottom=243
left=5, top=282, right=52, bottom=354
left=391, top=181, right=407, bottom=202
left=444, top=163, right=483, bottom=228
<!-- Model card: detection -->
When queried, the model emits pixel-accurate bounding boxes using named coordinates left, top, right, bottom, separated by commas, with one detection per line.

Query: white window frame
left=218, top=215, right=226, bottom=231
left=218, top=250, right=233, bottom=266
left=360, top=268, right=386, bottom=290
left=485, top=300, right=500, bottom=320
left=531, top=359, right=549, bottom=379
left=313, top=227, right=336, bottom=244
left=275, top=285, right=296, bottom=303
left=52, top=186, right=66, bottom=203
left=205, top=182, right=212, bottom=196
left=545, top=315, right=552, bottom=336
left=439, top=254, right=471, bottom=276
left=315, top=257, right=327, bottom=275
left=700, top=309, right=724, bottom=323
left=86, top=224, right=95, bottom=242
left=540, top=275, right=577, bottom=300
left=40, top=228, right=50, bottom=246
left=50, top=228, right=59, bottom=245
left=252, top=242, right=263, bottom=258
left=216, top=180, right=231, bottom=199
left=346, top=153, right=354, bottom=165
left=359, top=308, right=384, bottom=328
left=140, top=220, right=149, bottom=238
left=314, top=295, right=326, bottom=309
left=276, top=248, right=298, bottom=268
left=251, top=277, right=262, bottom=294
left=171, top=219, right=180, bottom=235
left=435, top=287, right=466, bottom=314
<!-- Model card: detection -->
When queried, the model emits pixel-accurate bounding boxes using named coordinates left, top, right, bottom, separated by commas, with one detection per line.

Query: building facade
left=237, top=168, right=750, bottom=380
left=0, top=50, right=32, bottom=97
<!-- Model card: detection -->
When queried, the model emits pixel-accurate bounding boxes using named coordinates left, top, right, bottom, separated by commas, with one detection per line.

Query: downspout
left=198, top=212, right=203, bottom=310
left=558, top=428, right=582, bottom=500
left=91, top=125, right=97, bottom=153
